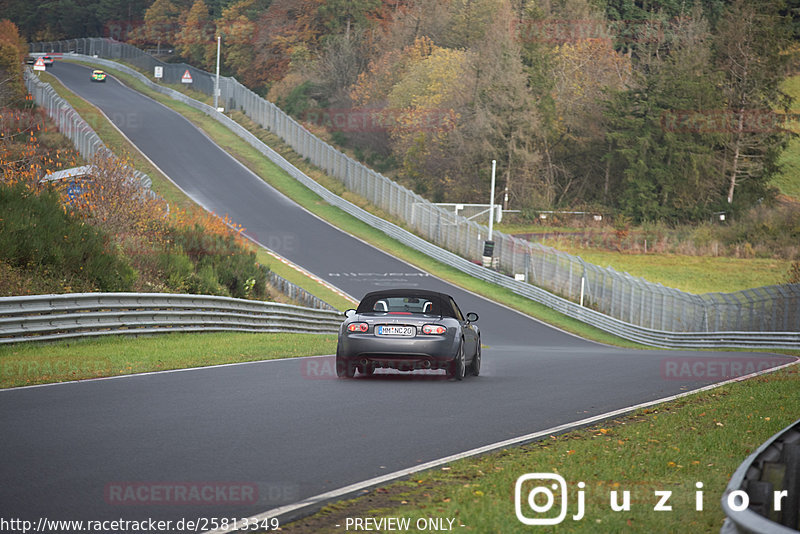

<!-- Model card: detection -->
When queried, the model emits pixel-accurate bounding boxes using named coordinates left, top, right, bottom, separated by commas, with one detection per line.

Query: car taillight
left=347, top=322, right=368, bottom=332
left=422, top=324, right=446, bottom=335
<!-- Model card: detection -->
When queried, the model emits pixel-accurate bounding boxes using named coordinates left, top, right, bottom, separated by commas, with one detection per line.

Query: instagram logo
left=515, top=473, right=572, bottom=525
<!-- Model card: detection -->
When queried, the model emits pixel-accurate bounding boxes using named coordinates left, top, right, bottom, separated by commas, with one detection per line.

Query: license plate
left=376, top=325, right=415, bottom=337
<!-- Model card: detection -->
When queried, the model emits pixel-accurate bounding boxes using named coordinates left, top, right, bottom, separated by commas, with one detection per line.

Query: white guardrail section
left=0, top=293, right=342, bottom=344
left=31, top=53, right=799, bottom=350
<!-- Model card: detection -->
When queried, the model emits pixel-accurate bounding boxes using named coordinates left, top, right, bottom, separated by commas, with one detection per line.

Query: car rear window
left=357, top=294, right=448, bottom=316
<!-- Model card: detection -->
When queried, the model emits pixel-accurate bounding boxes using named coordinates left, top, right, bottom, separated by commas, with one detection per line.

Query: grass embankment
left=774, top=75, right=800, bottom=201
left=282, top=364, right=799, bottom=534
left=495, top=218, right=795, bottom=293
left=64, top=59, right=648, bottom=349
left=527, top=247, right=788, bottom=294
left=0, top=332, right=337, bottom=388
left=39, top=69, right=354, bottom=311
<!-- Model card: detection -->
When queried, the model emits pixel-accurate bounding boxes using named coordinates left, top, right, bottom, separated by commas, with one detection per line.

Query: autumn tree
left=317, top=0, right=381, bottom=40
left=226, top=0, right=312, bottom=91
left=714, top=0, right=792, bottom=207
left=0, top=20, right=27, bottom=108
left=140, top=0, right=182, bottom=53
left=547, top=38, right=631, bottom=204
left=377, top=0, right=453, bottom=50
left=311, top=30, right=373, bottom=106
left=442, top=0, right=497, bottom=48
left=384, top=38, right=470, bottom=198
left=176, top=0, right=216, bottom=69
left=449, top=3, right=542, bottom=207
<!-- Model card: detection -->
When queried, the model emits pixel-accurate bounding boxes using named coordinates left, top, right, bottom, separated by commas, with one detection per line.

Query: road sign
left=33, top=57, right=46, bottom=71
left=181, top=69, right=192, bottom=84
left=154, top=66, right=163, bottom=79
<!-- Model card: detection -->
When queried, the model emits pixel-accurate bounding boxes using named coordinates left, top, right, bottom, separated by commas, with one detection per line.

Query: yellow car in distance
left=90, top=69, right=106, bottom=82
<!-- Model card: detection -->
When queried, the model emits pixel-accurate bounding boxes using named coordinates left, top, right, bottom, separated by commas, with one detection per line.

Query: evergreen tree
left=604, top=12, right=724, bottom=222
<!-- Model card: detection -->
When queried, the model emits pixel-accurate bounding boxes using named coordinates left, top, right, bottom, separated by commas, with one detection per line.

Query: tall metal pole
left=214, top=35, right=221, bottom=110
left=489, top=159, right=496, bottom=240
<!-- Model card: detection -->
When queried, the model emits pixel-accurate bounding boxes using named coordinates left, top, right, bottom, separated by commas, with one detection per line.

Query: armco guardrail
left=267, top=272, right=337, bottom=311
left=38, top=53, right=800, bottom=350
left=721, top=418, right=800, bottom=533
left=30, top=39, right=800, bottom=334
left=0, top=293, right=342, bottom=344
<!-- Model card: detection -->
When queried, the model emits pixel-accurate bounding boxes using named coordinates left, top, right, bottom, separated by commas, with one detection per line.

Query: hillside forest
left=4, top=0, right=800, bottom=225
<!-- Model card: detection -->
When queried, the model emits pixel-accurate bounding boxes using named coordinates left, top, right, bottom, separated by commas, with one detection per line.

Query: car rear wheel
left=447, top=341, right=466, bottom=381
left=336, top=353, right=355, bottom=378
left=470, top=341, right=481, bottom=376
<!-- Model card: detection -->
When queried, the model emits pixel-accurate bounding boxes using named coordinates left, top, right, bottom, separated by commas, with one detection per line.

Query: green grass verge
left=281, top=363, right=800, bottom=533
left=531, top=248, right=790, bottom=294
left=0, top=331, right=336, bottom=388
left=773, top=75, right=800, bottom=201
left=66, top=60, right=650, bottom=349
left=40, top=66, right=353, bottom=311
left=494, top=222, right=792, bottom=293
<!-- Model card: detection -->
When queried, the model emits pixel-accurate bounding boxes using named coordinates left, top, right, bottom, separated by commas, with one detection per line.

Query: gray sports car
left=336, top=289, right=480, bottom=380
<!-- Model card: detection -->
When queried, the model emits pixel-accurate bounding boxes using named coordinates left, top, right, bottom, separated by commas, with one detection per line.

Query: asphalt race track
left=0, top=62, right=794, bottom=529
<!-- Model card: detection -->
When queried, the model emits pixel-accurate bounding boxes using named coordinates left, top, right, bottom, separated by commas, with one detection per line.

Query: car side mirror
left=344, top=309, right=356, bottom=318
left=466, top=312, right=479, bottom=322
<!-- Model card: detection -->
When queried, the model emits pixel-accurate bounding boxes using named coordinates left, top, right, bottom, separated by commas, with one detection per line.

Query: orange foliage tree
left=0, top=19, right=27, bottom=108
left=176, top=0, right=216, bottom=70
left=1, top=109, right=81, bottom=189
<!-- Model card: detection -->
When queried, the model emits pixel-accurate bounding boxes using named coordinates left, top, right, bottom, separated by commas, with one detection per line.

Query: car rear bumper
left=339, top=333, right=458, bottom=368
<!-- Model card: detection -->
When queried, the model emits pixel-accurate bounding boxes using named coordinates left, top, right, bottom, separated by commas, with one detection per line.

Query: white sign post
left=154, top=66, right=163, bottom=79
left=33, top=57, right=46, bottom=71
left=181, top=69, right=192, bottom=84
